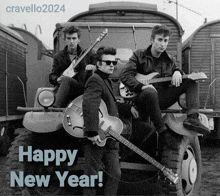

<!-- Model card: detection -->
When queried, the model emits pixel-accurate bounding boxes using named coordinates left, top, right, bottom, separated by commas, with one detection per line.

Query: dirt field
left=1, top=138, right=220, bottom=196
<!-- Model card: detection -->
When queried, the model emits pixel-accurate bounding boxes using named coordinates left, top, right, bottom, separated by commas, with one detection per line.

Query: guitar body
left=119, top=72, right=160, bottom=98
left=62, top=60, right=77, bottom=78
left=63, top=95, right=124, bottom=146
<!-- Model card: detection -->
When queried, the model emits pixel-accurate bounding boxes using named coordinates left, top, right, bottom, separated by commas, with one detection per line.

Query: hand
left=141, top=84, right=157, bottom=92
left=172, top=71, right=182, bottom=87
left=85, top=64, right=96, bottom=71
left=87, top=135, right=101, bottom=145
left=116, top=97, right=125, bottom=103
left=131, top=106, right=139, bottom=118
left=57, top=75, right=65, bottom=83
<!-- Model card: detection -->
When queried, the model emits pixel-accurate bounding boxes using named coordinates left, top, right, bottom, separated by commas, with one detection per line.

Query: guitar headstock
left=188, top=72, right=207, bottom=80
left=162, top=168, right=179, bottom=184
left=97, top=29, right=108, bottom=42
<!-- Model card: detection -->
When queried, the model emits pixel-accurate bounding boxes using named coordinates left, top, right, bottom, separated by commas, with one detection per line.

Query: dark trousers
left=136, top=79, right=199, bottom=131
left=54, top=76, right=84, bottom=108
left=83, top=143, right=121, bottom=196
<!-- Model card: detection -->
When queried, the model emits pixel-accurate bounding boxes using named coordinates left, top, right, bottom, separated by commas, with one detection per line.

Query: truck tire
left=160, top=131, right=202, bottom=196
left=6, top=128, right=62, bottom=196
left=0, top=122, right=11, bottom=155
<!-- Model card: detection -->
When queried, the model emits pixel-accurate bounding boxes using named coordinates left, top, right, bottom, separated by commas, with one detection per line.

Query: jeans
left=54, top=76, right=84, bottom=108
left=136, top=79, right=199, bottom=131
left=83, top=143, right=121, bottom=196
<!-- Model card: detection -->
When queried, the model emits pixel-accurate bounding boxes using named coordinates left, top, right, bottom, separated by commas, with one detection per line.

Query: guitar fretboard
left=107, top=128, right=165, bottom=171
left=139, top=75, right=189, bottom=85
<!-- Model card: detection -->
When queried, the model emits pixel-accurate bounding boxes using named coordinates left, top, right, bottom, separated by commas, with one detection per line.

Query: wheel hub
left=189, top=158, right=197, bottom=184
left=182, top=148, right=197, bottom=194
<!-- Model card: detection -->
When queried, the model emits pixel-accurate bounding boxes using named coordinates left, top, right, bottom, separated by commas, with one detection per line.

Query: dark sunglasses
left=101, top=60, right=117, bottom=66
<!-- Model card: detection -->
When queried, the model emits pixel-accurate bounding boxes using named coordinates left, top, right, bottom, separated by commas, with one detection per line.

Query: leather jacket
left=49, top=45, right=95, bottom=86
left=121, top=45, right=181, bottom=93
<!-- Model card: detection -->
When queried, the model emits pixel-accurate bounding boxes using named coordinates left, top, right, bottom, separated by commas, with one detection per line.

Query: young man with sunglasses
left=121, top=25, right=210, bottom=136
left=82, top=46, right=138, bottom=196
left=49, top=26, right=95, bottom=108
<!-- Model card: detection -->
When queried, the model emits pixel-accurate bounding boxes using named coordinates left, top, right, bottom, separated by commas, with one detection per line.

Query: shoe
left=183, top=116, right=210, bottom=135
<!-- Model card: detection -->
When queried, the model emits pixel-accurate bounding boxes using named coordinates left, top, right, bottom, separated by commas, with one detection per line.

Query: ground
left=1, top=137, right=220, bottom=196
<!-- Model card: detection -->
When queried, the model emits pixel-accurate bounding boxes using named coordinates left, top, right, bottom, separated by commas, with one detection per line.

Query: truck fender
left=23, top=112, right=63, bottom=133
left=163, top=113, right=208, bottom=136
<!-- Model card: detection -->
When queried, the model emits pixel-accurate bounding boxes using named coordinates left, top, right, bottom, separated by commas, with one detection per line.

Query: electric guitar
left=62, top=29, right=108, bottom=78
left=63, top=95, right=179, bottom=185
left=119, top=72, right=207, bottom=98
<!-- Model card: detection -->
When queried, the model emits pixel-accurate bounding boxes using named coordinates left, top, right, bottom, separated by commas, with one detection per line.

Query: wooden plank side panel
left=214, top=40, right=220, bottom=109
left=188, top=23, right=220, bottom=109
left=1, top=37, right=26, bottom=116
left=0, top=35, right=7, bottom=117
left=182, top=49, right=189, bottom=73
left=7, top=40, right=26, bottom=115
left=190, top=28, right=212, bottom=108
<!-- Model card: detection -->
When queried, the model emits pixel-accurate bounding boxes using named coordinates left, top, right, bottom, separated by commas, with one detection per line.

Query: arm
left=121, top=50, right=144, bottom=94
left=170, top=56, right=183, bottom=87
left=83, top=77, right=103, bottom=137
left=49, top=55, right=61, bottom=86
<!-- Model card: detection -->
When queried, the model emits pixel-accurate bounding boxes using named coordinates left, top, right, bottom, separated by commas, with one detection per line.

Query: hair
left=151, top=25, right=172, bottom=39
left=63, top=26, right=81, bottom=39
left=95, top=46, right=116, bottom=62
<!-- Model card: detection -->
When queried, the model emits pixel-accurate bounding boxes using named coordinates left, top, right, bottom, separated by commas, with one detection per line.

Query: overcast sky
left=1, top=0, right=220, bottom=48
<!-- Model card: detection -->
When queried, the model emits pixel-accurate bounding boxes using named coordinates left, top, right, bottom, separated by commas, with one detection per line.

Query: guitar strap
left=97, top=74, right=117, bottom=103
left=73, top=49, right=85, bottom=70
left=70, top=56, right=78, bottom=70
left=103, top=79, right=117, bottom=102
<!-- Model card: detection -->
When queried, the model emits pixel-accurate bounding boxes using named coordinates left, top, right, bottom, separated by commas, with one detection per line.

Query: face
left=64, top=32, right=80, bottom=51
left=97, top=54, right=117, bottom=75
left=151, top=34, right=169, bottom=56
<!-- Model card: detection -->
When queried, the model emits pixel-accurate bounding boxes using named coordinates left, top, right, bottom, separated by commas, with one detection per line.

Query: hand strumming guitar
left=85, top=64, right=96, bottom=71
left=87, top=135, right=102, bottom=145
left=57, top=75, right=66, bottom=83
left=131, top=106, right=139, bottom=118
left=172, top=71, right=182, bottom=87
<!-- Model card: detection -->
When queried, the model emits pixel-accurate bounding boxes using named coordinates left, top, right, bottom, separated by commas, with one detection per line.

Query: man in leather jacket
left=121, top=25, right=210, bottom=135
left=49, top=26, right=95, bottom=108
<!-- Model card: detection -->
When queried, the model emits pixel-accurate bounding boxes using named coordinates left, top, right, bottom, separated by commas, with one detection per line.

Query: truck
left=6, top=2, right=211, bottom=196
left=0, top=23, right=27, bottom=155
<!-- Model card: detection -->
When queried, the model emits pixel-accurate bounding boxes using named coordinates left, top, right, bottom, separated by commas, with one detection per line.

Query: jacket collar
left=144, top=45, right=173, bottom=62
left=95, top=69, right=110, bottom=79
left=61, top=45, right=83, bottom=57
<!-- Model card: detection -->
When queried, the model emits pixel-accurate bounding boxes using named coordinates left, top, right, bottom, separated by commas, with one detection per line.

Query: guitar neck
left=143, top=75, right=189, bottom=85
left=73, top=41, right=98, bottom=69
left=108, top=129, right=165, bottom=171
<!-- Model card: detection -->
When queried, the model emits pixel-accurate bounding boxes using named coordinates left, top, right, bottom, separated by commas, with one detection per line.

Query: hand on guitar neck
left=60, top=29, right=108, bottom=79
